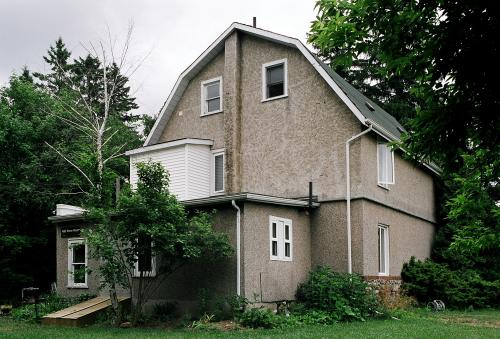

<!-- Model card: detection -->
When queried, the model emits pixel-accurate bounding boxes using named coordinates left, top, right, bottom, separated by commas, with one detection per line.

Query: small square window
left=201, top=77, right=222, bottom=115
left=269, top=216, right=292, bottom=261
left=262, top=59, right=288, bottom=101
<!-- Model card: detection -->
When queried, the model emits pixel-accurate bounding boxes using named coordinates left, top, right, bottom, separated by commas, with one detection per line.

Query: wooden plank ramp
left=42, top=296, right=130, bottom=327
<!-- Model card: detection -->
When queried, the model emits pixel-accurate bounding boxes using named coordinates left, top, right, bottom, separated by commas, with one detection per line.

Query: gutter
left=345, top=123, right=373, bottom=274
left=231, top=200, right=241, bottom=296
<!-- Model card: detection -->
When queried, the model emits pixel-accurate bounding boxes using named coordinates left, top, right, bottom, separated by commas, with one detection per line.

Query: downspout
left=231, top=200, right=241, bottom=296
left=345, top=124, right=373, bottom=274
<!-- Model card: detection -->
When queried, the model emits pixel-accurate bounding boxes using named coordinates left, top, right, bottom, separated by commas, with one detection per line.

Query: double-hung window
left=133, top=234, right=156, bottom=277
left=262, top=59, right=288, bottom=101
left=68, top=239, right=87, bottom=288
left=269, top=216, right=292, bottom=261
left=201, top=76, right=222, bottom=115
left=212, top=150, right=224, bottom=194
left=377, top=142, right=395, bottom=187
left=378, top=225, right=389, bottom=275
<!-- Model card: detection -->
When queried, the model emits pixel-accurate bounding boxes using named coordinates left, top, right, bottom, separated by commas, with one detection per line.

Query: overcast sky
left=0, top=0, right=317, bottom=117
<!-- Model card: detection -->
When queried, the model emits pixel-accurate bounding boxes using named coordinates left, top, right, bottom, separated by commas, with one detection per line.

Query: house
left=50, top=22, right=437, bottom=311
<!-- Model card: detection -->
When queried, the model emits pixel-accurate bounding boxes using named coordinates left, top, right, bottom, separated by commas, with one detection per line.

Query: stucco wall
left=360, top=200, right=435, bottom=277
left=356, top=134, right=436, bottom=222
left=55, top=223, right=101, bottom=297
left=159, top=52, right=226, bottom=149
left=241, top=202, right=311, bottom=302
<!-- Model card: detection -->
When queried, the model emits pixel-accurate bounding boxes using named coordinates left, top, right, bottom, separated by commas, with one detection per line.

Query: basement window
left=68, top=239, right=87, bottom=288
left=377, top=142, right=395, bottom=187
left=378, top=225, right=389, bottom=276
left=269, top=216, right=293, bottom=261
left=262, top=59, right=288, bottom=101
left=201, top=76, right=223, bottom=115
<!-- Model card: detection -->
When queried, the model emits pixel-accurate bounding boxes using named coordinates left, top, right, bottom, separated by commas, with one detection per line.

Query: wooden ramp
left=42, top=296, right=130, bottom=327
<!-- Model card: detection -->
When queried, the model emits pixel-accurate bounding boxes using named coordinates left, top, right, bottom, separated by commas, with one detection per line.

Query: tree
left=33, top=37, right=72, bottom=93
left=309, top=0, right=499, bottom=278
left=85, top=162, right=233, bottom=325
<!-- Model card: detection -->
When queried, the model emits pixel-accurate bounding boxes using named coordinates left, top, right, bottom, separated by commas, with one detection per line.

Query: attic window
left=201, top=77, right=223, bottom=115
left=262, top=59, right=288, bottom=101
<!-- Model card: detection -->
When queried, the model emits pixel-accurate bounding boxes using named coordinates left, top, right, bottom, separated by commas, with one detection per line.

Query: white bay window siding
left=129, top=142, right=215, bottom=201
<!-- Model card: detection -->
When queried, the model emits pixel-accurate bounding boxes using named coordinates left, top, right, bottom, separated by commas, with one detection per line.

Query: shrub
left=214, top=294, right=249, bottom=320
left=296, top=266, right=379, bottom=321
left=12, top=293, right=95, bottom=322
left=402, top=256, right=500, bottom=308
left=239, top=307, right=279, bottom=329
left=152, top=301, right=178, bottom=321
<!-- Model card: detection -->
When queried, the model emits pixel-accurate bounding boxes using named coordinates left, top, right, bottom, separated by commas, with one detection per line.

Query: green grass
left=1, top=309, right=499, bottom=338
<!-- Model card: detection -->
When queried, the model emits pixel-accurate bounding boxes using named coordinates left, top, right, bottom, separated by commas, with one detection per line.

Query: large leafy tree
left=309, top=0, right=499, bottom=277
left=86, top=162, right=233, bottom=325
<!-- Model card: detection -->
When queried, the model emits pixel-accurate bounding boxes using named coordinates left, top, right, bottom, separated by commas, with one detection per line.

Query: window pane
left=214, top=154, right=224, bottom=191
left=285, top=243, right=290, bottom=257
left=73, top=243, right=85, bottom=264
left=285, top=225, right=289, bottom=240
left=272, top=223, right=277, bottom=238
left=267, top=65, right=283, bottom=84
left=267, top=83, right=284, bottom=98
left=73, top=264, right=86, bottom=284
left=272, top=241, right=278, bottom=256
left=207, top=98, right=220, bottom=112
left=206, top=82, right=220, bottom=99
left=378, top=227, right=385, bottom=273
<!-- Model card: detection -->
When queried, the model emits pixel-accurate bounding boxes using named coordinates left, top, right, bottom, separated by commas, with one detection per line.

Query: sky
left=0, top=0, right=317, bottom=117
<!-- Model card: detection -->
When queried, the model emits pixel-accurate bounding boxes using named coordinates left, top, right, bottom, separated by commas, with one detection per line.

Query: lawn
left=0, top=309, right=499, bottom=338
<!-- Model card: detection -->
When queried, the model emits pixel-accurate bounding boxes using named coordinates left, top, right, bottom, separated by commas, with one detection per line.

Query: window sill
left=261, top=94, right=288, bottom=103
left=66, top=285, right=88, bottom=289
left=377, top=184, right=390, bottom=191
left=270, top=257, right=293, bottom=262
left=201, top=110, right=223, bottom=117
left=377, top=273, right=389, bottom=277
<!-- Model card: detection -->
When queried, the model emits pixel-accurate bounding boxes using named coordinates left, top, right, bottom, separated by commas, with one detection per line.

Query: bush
left=214, top=294, right=249, bottom=320
left=296, top=266, right=379, bottom=321
left=239, top=307, right=279, bottom=329
left=402, top=257, right=500, bottom=308
left=12, top=293, right=95, bottom=322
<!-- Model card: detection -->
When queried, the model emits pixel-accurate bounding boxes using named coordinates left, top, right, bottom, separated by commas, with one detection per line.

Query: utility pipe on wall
left=345, top=124, right=373, bottom=274
left=231, top=200, right=241, bottom=296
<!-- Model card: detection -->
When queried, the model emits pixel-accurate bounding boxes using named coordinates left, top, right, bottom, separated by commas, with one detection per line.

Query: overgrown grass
left=0, top=309, right=499, bottom=338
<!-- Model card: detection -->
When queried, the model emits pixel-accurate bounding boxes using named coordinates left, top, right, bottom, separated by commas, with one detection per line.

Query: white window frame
left=200, top=76, right=223, bottom=116
left=211, top=149, right=224, bottom=195
left=378, top=224, right=390, bottom=276
left=133, top=255, right=157, bottom=278
left=67, top=238, right=88, bottom=288
left=269, top=216, right=293, bottom=261
left=377, top=142, right=395, bottom=188
left=262, top=58, right=288, bottom=102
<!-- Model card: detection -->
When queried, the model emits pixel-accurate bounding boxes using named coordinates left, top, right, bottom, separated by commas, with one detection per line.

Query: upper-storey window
left=201, top=76, right=222, bottom=115
left=377, top=142, right=395, bottom=187
left=212, top=150, right=224, bottom=194
left=262, top=59, right=288, bottom=101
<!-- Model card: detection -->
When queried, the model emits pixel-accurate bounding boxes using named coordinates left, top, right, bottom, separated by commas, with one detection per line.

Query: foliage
left=11, top=293, right=94, bottom=322
left=401, top=257, right=500, bottom=309
left=309, top=0, right=499, bottom=293
left=296, top=266, right=379, bottom=321
left=238, top=307, right=279, bottom=329
left=152, top=301, right=178, bottom=322
left=85, top=161, right=233, bottom=324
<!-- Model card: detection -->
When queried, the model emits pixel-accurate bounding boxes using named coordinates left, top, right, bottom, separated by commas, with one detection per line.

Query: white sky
left=0, top=0, right=317, bottom=117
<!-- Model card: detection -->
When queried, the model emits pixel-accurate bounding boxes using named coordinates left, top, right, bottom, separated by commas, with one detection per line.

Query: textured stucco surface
left=241, top=202, right=311, bottom=302
left=159, top=52, right=226, bottom=149
left=357, top=134, right=436, bottom=222
left=55, top=223, right=101, bottom=297
left=360, top=199, right=435, bottom=277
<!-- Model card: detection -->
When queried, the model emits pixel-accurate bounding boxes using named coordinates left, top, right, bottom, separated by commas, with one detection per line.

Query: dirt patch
left=436, top=315, right=500, bottom=329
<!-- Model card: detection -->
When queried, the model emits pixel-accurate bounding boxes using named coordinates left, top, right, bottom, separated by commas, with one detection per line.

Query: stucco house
left=51, top=22, right=438, bottom=310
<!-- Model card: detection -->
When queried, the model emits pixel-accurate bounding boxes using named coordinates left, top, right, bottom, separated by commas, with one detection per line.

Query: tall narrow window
left=201, top=77, right=222, bottom=115
left=134, top=235, right=156, bottom=277
left=262, top=59, right=288, bottom=101
left=212, top=150, right=224, bottom=194
left=378, top=225, right=389, bottom=275
left=377, top=142, right=395, bottom=186
left=269, top=216, right=293, bottom=261
left=68, top=239, right=87, bottom=287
